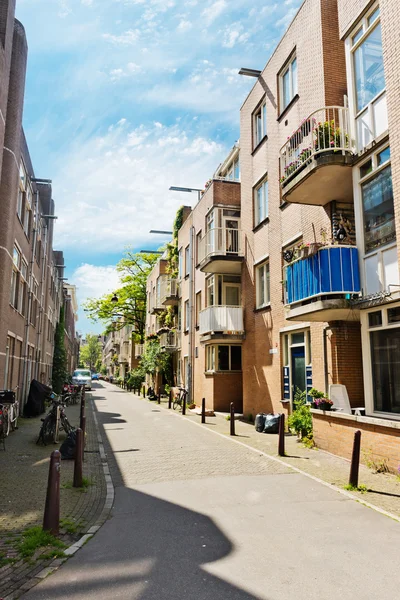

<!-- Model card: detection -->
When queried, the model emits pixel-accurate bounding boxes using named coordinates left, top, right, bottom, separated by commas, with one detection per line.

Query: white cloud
left=177, top=19, right=192, bottom=32
left=202, top=0, right=227, bottom=25
left=81, top=0, right=93, bottom=6
left=102, top=29, right=140, bottom=45
left=221, top=23, right=249, bottom=48
left=53, top=121, right=225, bottom=253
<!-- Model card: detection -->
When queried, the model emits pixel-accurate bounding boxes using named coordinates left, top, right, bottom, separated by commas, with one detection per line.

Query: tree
left=52, top=306, right=67, bottom=393
left=139, top=338, right=173, bottom=386
left=80, top=334, right=102, bottom=373
left=84, top=251, right=159, bottom=342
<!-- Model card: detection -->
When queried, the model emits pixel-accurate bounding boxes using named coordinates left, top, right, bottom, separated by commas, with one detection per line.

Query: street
left=23, top=382, right=399, bottom=600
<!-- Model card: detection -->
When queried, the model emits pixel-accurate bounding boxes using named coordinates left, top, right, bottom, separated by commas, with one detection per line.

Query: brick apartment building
left=143, top=0, right=400, bottom=467
left=0, top=0, right=78, bottom=405
left=101, top=322, right=141, bottom=379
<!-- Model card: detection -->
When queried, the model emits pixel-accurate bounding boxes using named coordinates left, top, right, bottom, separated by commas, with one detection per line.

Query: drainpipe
left=21, top=190, right=39, bottom=404
left=323, top=325, right=329, bottom=396
left=187, top=222, right=195, bottom=405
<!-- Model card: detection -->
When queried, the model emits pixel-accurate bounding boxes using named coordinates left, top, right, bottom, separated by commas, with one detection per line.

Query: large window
left=280, top=55, right=297, bottom=111
left=348, top=3, right=387, bottom=148
left=254, top=101, right=267, bottom=147
left=10, top=246, right=28, bottom=315
left=360, top=146, right=394, bottom=253
left=206, top=274, right=241, bottom=307
left=254, top=178, right=268, bottom=226
left=206, top=345, right=242, bottom=372
left=353, top=14, right=385, bottom=113
left=185, top=245, right=190, bottom=277
left=256, top=261, right=270, bottom=308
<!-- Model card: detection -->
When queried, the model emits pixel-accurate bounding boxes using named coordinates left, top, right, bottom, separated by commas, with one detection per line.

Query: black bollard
left=142, top=386, right=145, bottom=398
left=81, top=415, right=86, bottom=462
left=168, top=390, right=172, bottom=409
left=73, top=428, right=83, bottom=488
left=278, top=413, right=285, bottom=456
left=201, top=398, right=206, bottom=424
left=158, top=388, right=161, bottom=404
left=182, top=392, right=186, bottom=415
left=43, top=450, right=61, bottom=535
left=349, top=430, right=362, bottom=488
left=230, top=402, right=235, bottom=436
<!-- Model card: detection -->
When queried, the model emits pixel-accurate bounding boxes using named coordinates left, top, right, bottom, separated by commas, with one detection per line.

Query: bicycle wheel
left=3, top=406, right=10, bottom=437
left=173, top=396, right=181, bottom=411
left=61, top=415, right=73, bottom=435
left=11, top=401, right=19, bottom=432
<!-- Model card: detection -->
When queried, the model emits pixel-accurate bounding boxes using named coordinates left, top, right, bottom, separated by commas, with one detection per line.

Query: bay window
left=206, top=345, right=242, bottom=372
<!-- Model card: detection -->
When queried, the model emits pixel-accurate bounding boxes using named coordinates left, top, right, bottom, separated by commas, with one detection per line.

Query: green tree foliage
left=139, top=338, right=173, bottom=386
left=80, top=334, right=102, bottom=372
left=84, top=251, right=159, bottom=342
left=52, top=306, right=67, bottom=393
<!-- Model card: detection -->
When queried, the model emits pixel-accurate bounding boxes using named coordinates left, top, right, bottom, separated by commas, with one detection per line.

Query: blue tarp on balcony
left=286, top=246, right=360, bottom=305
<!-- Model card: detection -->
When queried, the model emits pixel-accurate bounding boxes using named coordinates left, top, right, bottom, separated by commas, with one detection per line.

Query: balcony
left=284, top=245, right=361, bottom=322
left=149, top=294, right=164, bottom=315
left=159, top=330, right=178, bottom=351
left=280, top=107, right=354, bottom=206
left=134, top=344, right=144, bottom=358
left=199, top=306, right=244, bottom=341
left=160, top=277, right=179, bottom=306
left=198, top=227, right=243, bottom=274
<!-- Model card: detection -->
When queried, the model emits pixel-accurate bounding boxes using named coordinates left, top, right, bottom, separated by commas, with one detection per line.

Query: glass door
left=291, top=346, right=306, bottom=397
left=224, top=218, right=239, bottom=254
left=223, top=283, right=240, bottom=306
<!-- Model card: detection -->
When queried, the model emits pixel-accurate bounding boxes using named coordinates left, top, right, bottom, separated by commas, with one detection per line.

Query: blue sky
left=16, top=0, right=302, bottom=334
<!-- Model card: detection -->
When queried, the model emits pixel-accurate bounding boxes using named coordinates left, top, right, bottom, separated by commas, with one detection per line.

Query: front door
left=291, top=346, right=306, bottom=398
left=224, top=218, right=239, bottom=254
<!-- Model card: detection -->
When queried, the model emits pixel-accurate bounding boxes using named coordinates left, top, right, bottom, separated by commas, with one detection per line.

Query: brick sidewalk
left=0, top=392, right=108, bottom=600
left=138, top=391, right=400, bottom=519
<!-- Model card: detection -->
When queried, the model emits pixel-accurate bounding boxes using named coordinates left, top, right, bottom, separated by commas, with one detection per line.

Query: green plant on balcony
left=309, top=387, right=333, bottom=410
left=314, top=120, right=347, bottom=152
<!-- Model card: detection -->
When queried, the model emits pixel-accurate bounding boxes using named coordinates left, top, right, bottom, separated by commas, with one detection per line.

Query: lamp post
left=168, top=185, right=200, bottom=405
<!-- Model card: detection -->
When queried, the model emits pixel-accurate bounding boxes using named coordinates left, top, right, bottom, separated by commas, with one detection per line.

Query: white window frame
left=184, top=299, right=189, bottom=332
left=345, top=3, right=386, bottom=150
left=256, top=260, right=270, bottom=309
left=254, top=178, right=268, bottom=226
left=206, top=344, right=242, bottom=372
left=279, top=54, right=297, bottom=112
left=253, top=101, right=267, bottom=147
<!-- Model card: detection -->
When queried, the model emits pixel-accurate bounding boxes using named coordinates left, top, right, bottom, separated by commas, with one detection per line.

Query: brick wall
left=312, top=410, right=400, bottom=474
left=326, top=322, right=364, bottom=405
left=240, top=0, right=358, bottom=419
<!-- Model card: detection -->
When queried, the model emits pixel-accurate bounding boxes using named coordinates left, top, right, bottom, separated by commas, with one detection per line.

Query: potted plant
left=296, top=242, right=310, bottom=260
left=308, top=387, right=333, bottom=411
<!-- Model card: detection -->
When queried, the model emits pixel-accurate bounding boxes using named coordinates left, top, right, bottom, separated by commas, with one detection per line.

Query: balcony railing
left=159, top=331, right=178, bottom=350
left=284, top=246, right=360, bottom=306
left=198, top=227, right=242, bottom=263
left=159, top=277, right=179, bottom=305
left=279, top=106, right=353, bottom=188
left=199, top=306, right=244, bottom=335
left=134, top=344, right=144, bottom=358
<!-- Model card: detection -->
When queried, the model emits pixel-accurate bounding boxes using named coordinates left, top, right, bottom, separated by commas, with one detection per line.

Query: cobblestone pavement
left=111, top=388, right=400, bottom=518
left=0, top=386, right=107, bottom=600
left=21, top=382, right=400, bottom=600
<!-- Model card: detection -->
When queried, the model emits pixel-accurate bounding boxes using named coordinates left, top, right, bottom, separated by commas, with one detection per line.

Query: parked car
left=91, top=373, right=99, bottom=381
left=72, top=369, right=92, bottom=391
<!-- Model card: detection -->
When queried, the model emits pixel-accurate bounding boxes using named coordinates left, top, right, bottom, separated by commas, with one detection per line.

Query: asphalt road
left=23, top=382, right=400, bottom=599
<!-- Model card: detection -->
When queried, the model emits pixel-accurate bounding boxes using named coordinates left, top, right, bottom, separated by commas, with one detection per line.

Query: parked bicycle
left=0, top=387, right=19, bottom=433
left=37, top=394, right=74, bottom=446
left=173, top=387, right=188, bottom=411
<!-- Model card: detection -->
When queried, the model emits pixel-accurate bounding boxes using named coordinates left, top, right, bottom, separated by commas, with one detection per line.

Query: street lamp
left=238, top=68, right=261, bottom=77
left=111, top=294, right=119, bottom=303
left=169, top=186, right=203, bottom=202
left=149, top=230, right=173, bottom=235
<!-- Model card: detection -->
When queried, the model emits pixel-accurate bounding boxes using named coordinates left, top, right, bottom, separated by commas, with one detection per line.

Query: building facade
left=144, top=0, right=400, bottom=433
left=0, top=1, right=77, bottom=403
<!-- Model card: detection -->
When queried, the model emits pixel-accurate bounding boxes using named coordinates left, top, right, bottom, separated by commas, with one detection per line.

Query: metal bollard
left=230, top=402, right=235, bottom=436
left=73, top=428, right=83, bottom=488
left=278, top=413, right=285, bottom=456
left=43, top=450, right=61, bottom=535
left=168, top=390, right=172, bottom=409
left=80, top=400, right=85, bottom=431
left=201, top=398, right=206, bottom=424
left=142, top=386, right=145, bottom=398
left=182, top=392, right=186, bottom=416
left=81, top=415, right=86, bottom=462
left=349, top=430, right=361, bottom=488
left=158, top=388, right=161, bottom=404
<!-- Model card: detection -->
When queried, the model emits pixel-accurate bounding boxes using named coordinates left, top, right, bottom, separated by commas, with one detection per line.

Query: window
left=280, top=55, right=297, bottom=111
left=185, top=245, right=190, bottom=277
left=360, top=146, right=394, bottom=253
left=254, top=101, right=267, bottom=147
left=10, top=246, right=27, bottom=313
left=178, top=248, right=183, bottom=279
left=254, top=178, right=268, bottom=226
left=370, top=328, right=400, bottom=414
left=206, top=274, right=241, bottom=306
left=353, top=20, right=385, bottom=113
left=196, top=231, right=202, bottom=265
left=206, top=345, right=242, bottom=372
left=256, top=261, right=270, bottom=308
left=195, top=292, right=201, bottom=327
left=348, top=4, right=386, bottom=148
left=184, top=300, right=189, bottom=332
